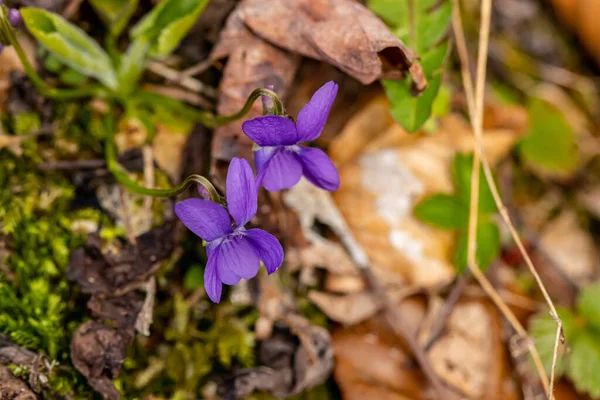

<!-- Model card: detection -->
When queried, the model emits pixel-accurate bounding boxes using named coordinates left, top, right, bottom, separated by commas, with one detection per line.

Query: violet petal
left=298, top=146, right=340, bottom=191
left=295, top=81, right=338, bottom=142
left=204, top=252, right=222, bottom=303
left=245, top=228, right=284, bottom=274
left=242, top=116, right=298, bottom=146
left=226, top=157, right=257, bottom=227
left=256, top=149, right=303, bottom=192
left=174, top=199, right=233, bottom=242
left=254, top=146, right=279, bottom=174
left=217, top=236, right=260, bottom=282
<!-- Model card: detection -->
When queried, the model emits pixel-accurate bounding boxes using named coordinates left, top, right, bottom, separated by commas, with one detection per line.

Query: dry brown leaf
left=309, top=291, right=381, bottom=325
left=427, top=301, right=519, bottom=400
left=233, top=0, right=425, bottom=86
left=152, top=123, right=192, bottom=183
left=549, top=0, right=600, bottom=65
left=538, top=209, right=599, bottom=287
left=210, top=8, right=300, bottom=169
left=332, top=300, right=429, bottom=400
left=331, top=95, right=526, bottom=289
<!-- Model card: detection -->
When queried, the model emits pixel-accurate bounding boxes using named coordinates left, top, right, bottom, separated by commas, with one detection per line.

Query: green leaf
left=453, top=222, right=501, bottom=272
left=184, top=265, right=204, bottom=290
left=567, top=331, right=600, bottom=397
left=131, top=0, right=209, bottom=57
left=369, top=0, right=452, bottom=132
left=577, top=281, right=600, bottom=331
left=519, top=98, right=578, bottom=174
left=529, top=307, right=577, bottom=377
left=117, top=37, right=150, bottom=95
left=89, top=0, right=138, bottom=36
left=452, top=153, right=497, bottom=214
left=21, top=8, right=117, bottom=89
left=413, top=194, right=467, bottom=229
left=58, top=68, right=87, bottom=85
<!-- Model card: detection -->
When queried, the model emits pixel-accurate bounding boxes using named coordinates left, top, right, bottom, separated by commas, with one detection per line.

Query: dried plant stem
left=452, top=0, right=561, bottom=398
left=146, top=60, right=218, bottom=99
left=142, top=145, right=155, bottom=231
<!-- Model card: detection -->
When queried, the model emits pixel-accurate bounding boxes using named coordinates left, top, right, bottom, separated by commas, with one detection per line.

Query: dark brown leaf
left=218, top=325, right=333, bottom=399
left=210, top=11, right=300, bottom=169
left=88, top=292, right=143, bottom=336
left=71, top=321, right=129, bottom=400
left=0, top=366, right=37, bottom=400
left=67, top=224, right=175, bottom=295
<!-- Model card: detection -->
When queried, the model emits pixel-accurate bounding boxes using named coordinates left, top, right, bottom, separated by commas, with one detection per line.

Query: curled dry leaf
left=230, top=0, right=425, bottom=86
left=71, top=321, right=128, bottom=400
left=209, top=0, right=424, bottom=169
left=330, top=94, right=527, bottom=289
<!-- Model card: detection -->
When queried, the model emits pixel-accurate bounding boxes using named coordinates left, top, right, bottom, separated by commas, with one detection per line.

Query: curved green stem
left=136, top=87, right=286, bottom=128
left=104, top=114, right=221, bottom=201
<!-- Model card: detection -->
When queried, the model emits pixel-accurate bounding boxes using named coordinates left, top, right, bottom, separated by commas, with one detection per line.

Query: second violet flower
left=242, top=81, right=340, bottom=192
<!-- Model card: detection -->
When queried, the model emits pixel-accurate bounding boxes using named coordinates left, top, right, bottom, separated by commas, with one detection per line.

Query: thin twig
left=332, top=216, right=454, bottom=399
left=181, top=59, right=214, bottom=78
left=146, top=60, right=218, bottom=100
left=452, top=0, right=561, bottom=398
left=142, top=145, right=154, bottom=232
left=424, top=274, right=468, bottom=350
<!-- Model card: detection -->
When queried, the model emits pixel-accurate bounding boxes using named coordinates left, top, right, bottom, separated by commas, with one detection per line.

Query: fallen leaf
left=427, top=301, right=518, bottom=399
left=308, top=291, right=381, bottom=325
left=538, top=210, right=599, bottom=288
left=218, top=324, right=333, bottom=399
left=87, top=292, right=143, bottom=338
left=67, top=224, right=175, bottom=295
left=332, top=302, right=428, bottom=400
left=71, top=321, right=128, bottom=400
left=331, top=94, right=526, bottom=288
left=0, top=366, right=37, bottom=400
left=210, top=7, right=300, bottom=170
left=549, top=0, right=600, bottom=65
left=235, top=0, right=424, bottom=86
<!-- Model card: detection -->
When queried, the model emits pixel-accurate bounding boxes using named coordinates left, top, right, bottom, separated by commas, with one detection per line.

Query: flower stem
left=103, top=113, right=221, bottom=201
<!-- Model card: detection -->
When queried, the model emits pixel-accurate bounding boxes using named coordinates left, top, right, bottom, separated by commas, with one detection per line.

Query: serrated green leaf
left=89, top=0, right=138, bottom=36
left=519, top=98, right=578, bottom=174
left=529, top=307, right=577, bottom=377
left=414, top=194, right=467, bottom=229
left=21, top=8, right=117, bottom=89
left=369, top=0, right=452, bottom=132
left=131, top=0, right=209, bottom=57
left=453, top=222, right=501, bottom=272
left=452, top=153, right=497, bottom=214
left=567, top=332, right=600, bottom=397
left=577, top=281, right=600, bottom=331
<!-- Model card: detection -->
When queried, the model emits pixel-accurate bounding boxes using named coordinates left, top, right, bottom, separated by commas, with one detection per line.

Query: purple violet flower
left=8, top=8, right=22, bottom=28
left=242, top=81, right=340, bottom=192
left=174, top=157, right=284, bottom=303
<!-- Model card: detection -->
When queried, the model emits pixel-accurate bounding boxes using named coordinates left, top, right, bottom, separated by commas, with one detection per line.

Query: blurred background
left=1, top=0, right=600, bottom=399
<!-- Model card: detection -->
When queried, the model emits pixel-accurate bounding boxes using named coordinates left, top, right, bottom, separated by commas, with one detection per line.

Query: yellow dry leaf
left=331, top=95, right=526, bottom=288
